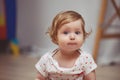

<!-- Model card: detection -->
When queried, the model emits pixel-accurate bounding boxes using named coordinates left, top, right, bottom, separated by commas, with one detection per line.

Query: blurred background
left=0, top=0, right=120, bottom=80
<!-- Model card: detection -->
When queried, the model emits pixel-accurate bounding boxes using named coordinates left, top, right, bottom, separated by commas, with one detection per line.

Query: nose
left=69, top=33, right=75, bottom=40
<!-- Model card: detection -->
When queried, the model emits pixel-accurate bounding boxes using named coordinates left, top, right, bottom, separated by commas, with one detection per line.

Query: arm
left=83, top=70, right=96, bottom=80
left=35, top=71, right=46, bottom=80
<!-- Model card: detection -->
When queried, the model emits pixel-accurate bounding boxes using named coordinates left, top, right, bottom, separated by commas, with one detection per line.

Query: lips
left=67, top=43, right=77, bottom=45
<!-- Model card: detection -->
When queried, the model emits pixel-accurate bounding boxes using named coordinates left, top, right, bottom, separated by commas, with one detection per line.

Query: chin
left=66, top=48, right=79, bottom=51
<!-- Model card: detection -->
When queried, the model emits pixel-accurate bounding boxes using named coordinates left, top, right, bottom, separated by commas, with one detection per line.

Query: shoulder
left=35, top=51, right=53, bottom=69
left=79, top=50, right=97, bottom=75
left=37, top=49, right=57, bottom=62
left=79, top=50, right=95, bottom=63
left=35, top=51, right=53, bottom=77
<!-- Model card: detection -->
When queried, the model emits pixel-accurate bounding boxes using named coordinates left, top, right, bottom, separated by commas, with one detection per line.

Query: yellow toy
left=10, top=38, right=20, bottom=56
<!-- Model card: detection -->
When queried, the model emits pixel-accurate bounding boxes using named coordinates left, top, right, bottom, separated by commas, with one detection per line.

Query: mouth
left=67, top=43, right=77, bottom=45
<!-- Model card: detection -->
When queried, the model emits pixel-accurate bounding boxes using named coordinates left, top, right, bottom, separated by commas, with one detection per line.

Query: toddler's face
left=57, top=19, right=84, bottom=52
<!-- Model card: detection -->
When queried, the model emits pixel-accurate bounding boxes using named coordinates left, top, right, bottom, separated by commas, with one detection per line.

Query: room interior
left=0, top=0, right=120, bottom=80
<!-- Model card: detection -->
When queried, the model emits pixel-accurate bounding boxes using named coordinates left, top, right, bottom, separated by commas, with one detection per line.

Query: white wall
left=15, top=0, right=120, bottom=65
left=16, top=0, right=102, bottom=54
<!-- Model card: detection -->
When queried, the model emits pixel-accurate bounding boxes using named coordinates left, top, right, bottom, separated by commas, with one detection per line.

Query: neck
left=58, top=49, right=79, bottom=59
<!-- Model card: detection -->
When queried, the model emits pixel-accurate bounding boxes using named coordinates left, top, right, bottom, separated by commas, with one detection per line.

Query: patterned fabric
left=35, top=49, right=97, bottom=80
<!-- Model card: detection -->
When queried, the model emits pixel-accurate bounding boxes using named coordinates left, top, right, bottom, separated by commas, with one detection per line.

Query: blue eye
left=75, top=31, right=80, bottom=35
left=63, top=31, right=69, bottom=34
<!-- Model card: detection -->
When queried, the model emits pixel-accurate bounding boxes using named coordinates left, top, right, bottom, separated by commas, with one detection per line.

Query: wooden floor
left=0, top=54, right=38, bottom=80
left=0, top=54, right=120, bottom=80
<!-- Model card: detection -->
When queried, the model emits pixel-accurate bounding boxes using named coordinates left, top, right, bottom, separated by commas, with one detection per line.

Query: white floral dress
left=35, top=49, right=97, bottom=80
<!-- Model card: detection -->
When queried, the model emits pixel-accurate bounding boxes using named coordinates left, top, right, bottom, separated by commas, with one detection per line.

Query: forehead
left=60, top=19, right=83, bottom=30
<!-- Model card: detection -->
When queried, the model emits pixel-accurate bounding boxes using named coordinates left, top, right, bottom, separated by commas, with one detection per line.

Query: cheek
left=77, top=36, right=84, bottom=43
left=57, top=36, right=67, bottom=42
left=57, top=35, right=68, bottom=44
